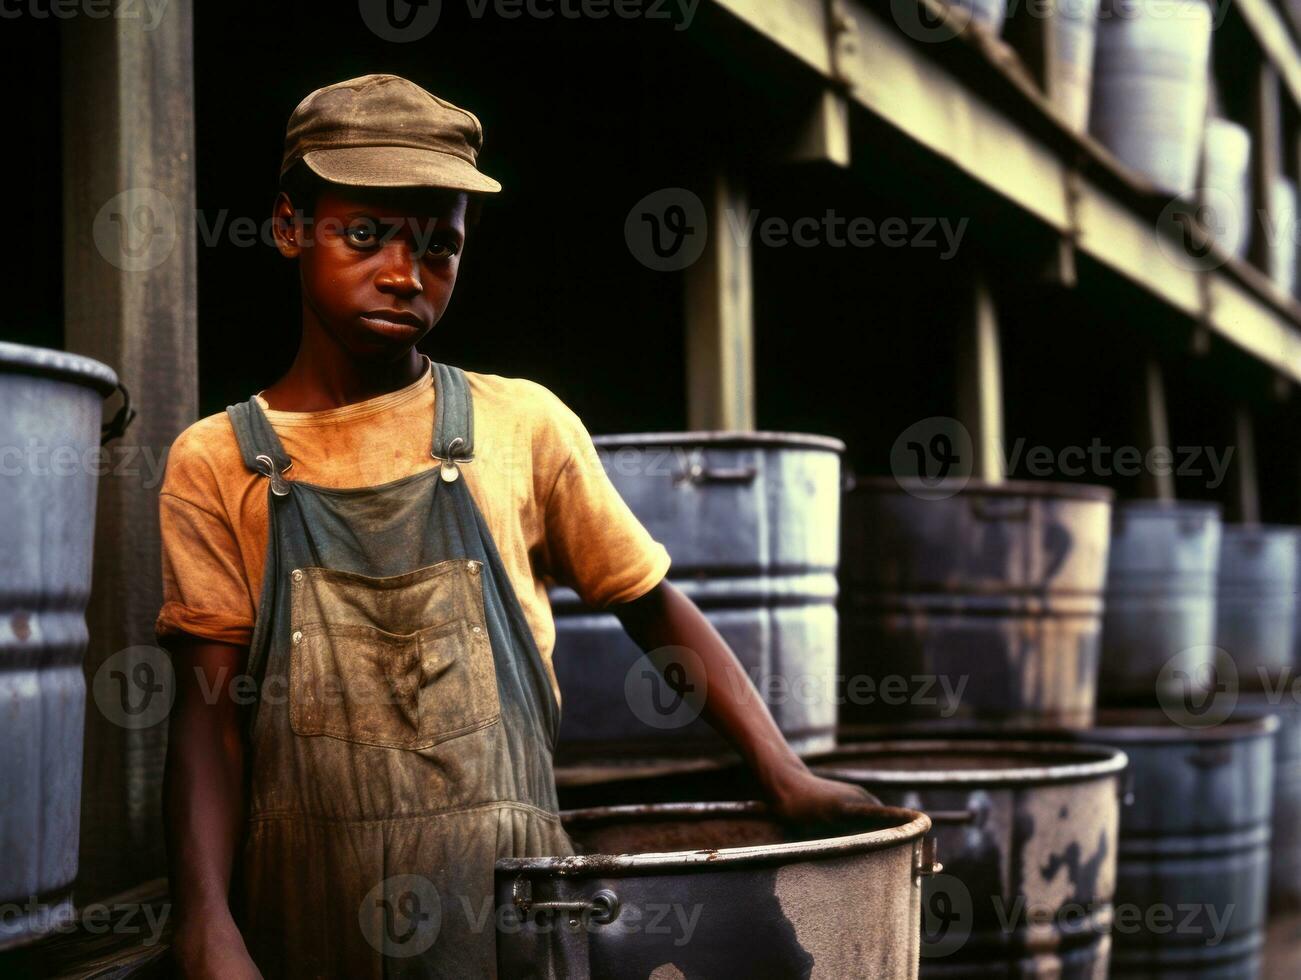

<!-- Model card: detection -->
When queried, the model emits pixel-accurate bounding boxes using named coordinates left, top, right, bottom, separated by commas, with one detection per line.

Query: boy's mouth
left=360, top=309, right=425, bottom=338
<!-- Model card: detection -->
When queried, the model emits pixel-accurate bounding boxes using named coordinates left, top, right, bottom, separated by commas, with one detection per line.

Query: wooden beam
left=1135, top=359, right=1175, bottom=501
left=955, top=272, right=1005, bottom=483
left=62, top=2, right=197, bottom=903
left=1232, top=405, right=1261, bottom=524
left=685, top=168, right=756, bottom=431
left=1249, top=62, right=1282, bottom=280
left=779, top=88, right=851, bottom=168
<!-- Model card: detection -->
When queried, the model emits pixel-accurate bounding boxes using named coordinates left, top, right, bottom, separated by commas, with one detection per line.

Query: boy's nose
left=374, top=246, right=424, bottom=297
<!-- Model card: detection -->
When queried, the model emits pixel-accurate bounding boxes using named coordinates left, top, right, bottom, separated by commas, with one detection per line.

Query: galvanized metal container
left=495, top=801, right=931, bottom=979
left=1092, top=712, right=1277, bottom=978
left=1271, top=178, right=1299, bottom=298
left=1100, top=500, right=1221, bottom=703
left=1050, top=0, right=1102, bottom=134
left=1089, top=0, right=1213, bottom=195
left=1240, top=693, right=1301, bottom=916
left=1203, top=118, right=1252, bottom=259
left=551, top=432, right=845, bottom=759
left=0, top=342, right=119, bottom=949
left=840, top=477, right=1113, bottom=729
left=1215, top=525, right=1299, bottom=691
left=810, top=740, right=1127, bottom=978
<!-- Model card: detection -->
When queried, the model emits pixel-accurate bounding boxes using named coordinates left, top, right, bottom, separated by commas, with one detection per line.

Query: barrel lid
left=847, top=475, right=1113, bottom=502
left=0, top=341, right=119, bottom=397
left=840, top=713, right=1280, bottom=746
left=810, top=740, right=1128, bottom=787
left=591, top=431, right=845, bottom=454
left=495, top=801, right=930, bottom=875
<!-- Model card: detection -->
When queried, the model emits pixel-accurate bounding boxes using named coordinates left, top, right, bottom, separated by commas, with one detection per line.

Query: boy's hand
left=765, top=764, right=883, bottom=826
left=173, top=916, right=263, bottom=980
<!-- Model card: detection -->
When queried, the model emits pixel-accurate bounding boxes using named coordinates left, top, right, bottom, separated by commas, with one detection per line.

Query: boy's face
left=275, top=185, right=469, bottom=358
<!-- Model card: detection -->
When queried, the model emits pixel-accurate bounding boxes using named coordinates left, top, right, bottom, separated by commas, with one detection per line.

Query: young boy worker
left=157, top=74, right=871, bottom=979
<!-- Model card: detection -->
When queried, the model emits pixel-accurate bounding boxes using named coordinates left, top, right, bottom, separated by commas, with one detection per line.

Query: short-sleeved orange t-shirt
left=154, top=356, right=671, bottom=704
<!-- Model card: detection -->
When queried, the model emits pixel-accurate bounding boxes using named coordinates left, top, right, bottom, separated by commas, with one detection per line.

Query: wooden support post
left=1135, top=359, right=1176, bottom=501
left=1249, top=62, right=1282, bottom=279
left=1232, top=405, right=1261, bottom=524
left=62, top=2, right=198, bottom=901
left=956, top=272, right=1005, bottom=483
left=780, top=88, right=851, bottom=168
left=685, top=167, right=756, bottom=431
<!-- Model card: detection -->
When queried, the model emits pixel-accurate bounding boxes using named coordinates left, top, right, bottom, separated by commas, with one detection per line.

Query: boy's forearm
left=612, top=580, right=808, bottom=790
left=162, top=638, right=250, bottom=935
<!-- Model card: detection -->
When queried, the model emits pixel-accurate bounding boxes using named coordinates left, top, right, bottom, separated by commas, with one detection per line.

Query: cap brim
left=300, top=146, right=502, bottom=194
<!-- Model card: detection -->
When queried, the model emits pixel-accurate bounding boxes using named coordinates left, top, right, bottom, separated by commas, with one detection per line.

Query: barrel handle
left=101, top=381, right=137, bottom=446
left=512, top=878, right=620, bottom=926
left=675, top=456, right=759, bottom=486
left=924, top=809, right=981, bottom=826
left=914, top=837, right=943, bottom=879
left=970, top=497, right=1030, bottom=521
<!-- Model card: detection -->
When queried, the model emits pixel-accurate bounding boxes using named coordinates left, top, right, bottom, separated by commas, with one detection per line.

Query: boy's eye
left=423, top=241, right=459, bottom=261
left=345, top=220, right=379, bottom=247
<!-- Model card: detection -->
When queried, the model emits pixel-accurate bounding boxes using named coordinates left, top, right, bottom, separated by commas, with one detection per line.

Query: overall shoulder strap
left=431, top=361, right=475, bottom=462
left=226, top=397, right=293, bottom=475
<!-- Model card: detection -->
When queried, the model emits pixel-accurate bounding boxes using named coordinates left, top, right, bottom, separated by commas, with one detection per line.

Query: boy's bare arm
left=612, top=580, right=879, bottom=823
left=162, top=635, right=262, bottom=979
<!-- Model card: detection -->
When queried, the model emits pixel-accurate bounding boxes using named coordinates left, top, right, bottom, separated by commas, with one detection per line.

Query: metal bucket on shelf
left=810, top=740, right=1126, bottom=978
left=1089, top=0, right=1213, bottom=195
left=1202, top=118, right=1252, bottom=259
left=1100, top=500, right=1221, bottom=703
left=839, top=477, right=1113, bottom=729
left=1215, top=525, right=1299, bottom=691
left=1049, top=0, right=1102, bottom=133
left=495, top=801, right=932, bottom=979
left=1270, top=178, right=1299, bottom=298
left=551, top=432, right=844, bottom=760
left=0, top=342, right=121, bottom=949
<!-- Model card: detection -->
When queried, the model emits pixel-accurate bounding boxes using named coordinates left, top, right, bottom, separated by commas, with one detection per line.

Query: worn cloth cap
left=281, top=74, right=501, bottom=194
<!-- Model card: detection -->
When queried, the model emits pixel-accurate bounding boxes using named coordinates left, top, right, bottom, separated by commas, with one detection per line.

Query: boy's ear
left=272, top=191, right=304, bottom=258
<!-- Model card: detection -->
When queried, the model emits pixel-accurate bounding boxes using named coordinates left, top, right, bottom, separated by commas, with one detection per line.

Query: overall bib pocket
left=288, top=559, right=501, bottom=749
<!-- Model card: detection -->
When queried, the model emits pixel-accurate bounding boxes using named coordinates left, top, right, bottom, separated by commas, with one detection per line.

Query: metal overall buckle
left=432, top=436, right=473, bottom=483
left=254, top=454, right=293, bottom=496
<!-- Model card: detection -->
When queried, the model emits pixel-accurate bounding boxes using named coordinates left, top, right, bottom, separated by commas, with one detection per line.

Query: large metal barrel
left=810, top=740, right=1126, bottom=978
left=1091, top=712, right=1276, bottom=979
left=495, top=801, right=931, bottom=979
left=1100, top=500, right=1221, bottom=703
left=1050, top=0, right=1102, bottom=133
left=1240, top=693, right=1301, bottom=916
left=1202, top=118, right=1252, bottom=259
left=1215, top=525, right=1298, bottom=691
left=0, top=342, right=119, bottom=949
left=551, top=432, right=844, bottom=759
left=1089, top=0, right=1213, bottom=195
left=840, top=478, right=1113, bottom=729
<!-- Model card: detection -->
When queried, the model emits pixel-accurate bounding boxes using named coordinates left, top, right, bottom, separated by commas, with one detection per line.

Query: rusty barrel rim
left=810, top=739, right=1129, bottom=787
left=590, top=430, right=846, bottom=454
left=495, top=801, right=930, bottom=876
left=0, top=340, right=119, bottom=397
left=1086, top=708, right=1280, bottom=742
left=845, top=474, right=1114, bottom=501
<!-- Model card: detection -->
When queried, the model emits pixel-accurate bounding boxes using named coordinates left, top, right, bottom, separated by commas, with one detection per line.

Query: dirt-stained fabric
left=225, top=361, right=574, bottom=978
